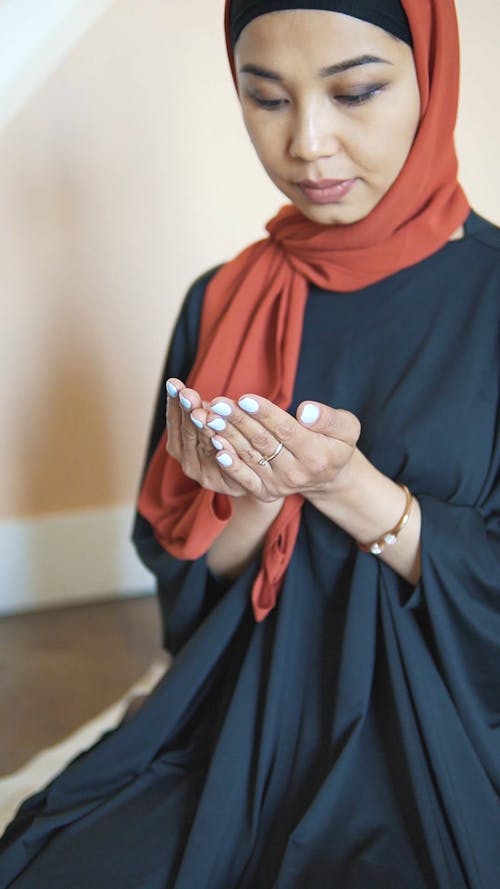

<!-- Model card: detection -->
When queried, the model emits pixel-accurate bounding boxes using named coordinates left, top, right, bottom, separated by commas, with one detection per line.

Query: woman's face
left=235, top=10, right=420, bottom=225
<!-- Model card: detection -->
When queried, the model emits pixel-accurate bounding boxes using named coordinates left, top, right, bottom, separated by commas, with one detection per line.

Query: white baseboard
left=0, top=504, right=155, bottom=615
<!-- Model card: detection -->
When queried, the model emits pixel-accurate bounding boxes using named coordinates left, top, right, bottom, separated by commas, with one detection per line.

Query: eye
left=248, top=92, right=288, bottom=111
left=335, top=84, right=386, bottom=106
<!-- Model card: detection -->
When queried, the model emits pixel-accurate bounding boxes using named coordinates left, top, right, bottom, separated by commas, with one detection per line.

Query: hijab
left=138, top=0, right=469, bottom=622
left=229, top=0, right=413, bottom=49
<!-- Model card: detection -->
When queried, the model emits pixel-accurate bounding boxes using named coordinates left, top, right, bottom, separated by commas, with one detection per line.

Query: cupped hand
left=198, top=393, right=361, bottom=503
left=165, top=378, right=250, bottom=498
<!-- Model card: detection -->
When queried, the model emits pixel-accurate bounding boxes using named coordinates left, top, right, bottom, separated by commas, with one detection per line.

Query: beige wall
left=1, top=0, right=499, bottom=522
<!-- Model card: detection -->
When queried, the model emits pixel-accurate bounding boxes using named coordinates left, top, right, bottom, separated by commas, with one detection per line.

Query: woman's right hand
left=166, top=378, right=249, bottom=498
left=167, top=378, right=285, bottom=578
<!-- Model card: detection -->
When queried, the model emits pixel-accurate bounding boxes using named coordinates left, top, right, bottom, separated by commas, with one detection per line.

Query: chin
left=296, top=201, right=372, bottom=227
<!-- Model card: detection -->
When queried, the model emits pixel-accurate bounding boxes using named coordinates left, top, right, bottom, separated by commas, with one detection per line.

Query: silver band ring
left=258, top=441, right=284, bottom=467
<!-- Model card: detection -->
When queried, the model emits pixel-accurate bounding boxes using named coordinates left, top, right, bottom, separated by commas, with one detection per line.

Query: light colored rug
left=0, top=656, right=170, bottom=835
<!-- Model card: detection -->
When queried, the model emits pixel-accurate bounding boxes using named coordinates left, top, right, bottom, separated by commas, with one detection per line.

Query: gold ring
left=257, top=441, right=284, bottom=467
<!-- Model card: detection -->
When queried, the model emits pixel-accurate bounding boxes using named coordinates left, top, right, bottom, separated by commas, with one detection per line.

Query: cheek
left=380, top=88, right=420, bottom=173
left=242, top=109, right=285, bottom=164
left=385, top=116, right=419, bottom=178
left=249, top=131, right=274, bottom=165
left=358, top=107, right=419, bottom=184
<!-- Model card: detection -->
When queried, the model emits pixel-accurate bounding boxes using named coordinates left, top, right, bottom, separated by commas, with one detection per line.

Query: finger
left=166, top=377, right=184, bottom=395
left=178, top=386, right=204, bottom=445
left=228, top=394, right=314, bottom=463
left=190, top=407, right=232, bottom=468
left=208, top=434, right=237, bottom=456
left=296, top=402, right=361, bottom=447
left=188, top=430, right=251, bottom=497
left=189, top=407, right=208, bottom=432
left=210, top=434, right=289, bottom=498
left=165, top=384, right=251, bottom=497
left=212, top=447, right=266, bottom=498
left=169, top=386, right=209, bottom=479
left=180, top=393, right=249, bottom=487
left=177, top=386, right=202, bottom=413
left=166, top=378, right=184, bottom=455
left=206, top=396, right=291, bottom=467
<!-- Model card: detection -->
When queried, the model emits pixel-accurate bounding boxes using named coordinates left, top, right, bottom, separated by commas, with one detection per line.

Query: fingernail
left=216, top=453, right=233, bottom=468
left=190, top=415, right=204, bottom=429
left=166, top=381, right=178, bottom=398
left=300, top=403, right=320, bottom=425
left=211, top=437, right=223, bottom=450
left=179, top=395, right=192, bottom=410
left=207, top=417, right=226, bottom=432
left=211, top=401, right=232, bottom=417
left=238, top=397, right=259, bottom=414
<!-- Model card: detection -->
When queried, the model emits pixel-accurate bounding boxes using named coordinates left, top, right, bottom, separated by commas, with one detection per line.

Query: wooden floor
left=0, top=595, right=163, bottom=774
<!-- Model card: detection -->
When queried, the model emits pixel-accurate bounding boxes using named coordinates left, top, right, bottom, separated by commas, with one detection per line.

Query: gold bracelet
left=358, top=484, right=413, bottom=555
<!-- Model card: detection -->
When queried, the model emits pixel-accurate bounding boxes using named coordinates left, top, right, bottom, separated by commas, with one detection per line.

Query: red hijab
left=138, top=0, right=469, bottom=622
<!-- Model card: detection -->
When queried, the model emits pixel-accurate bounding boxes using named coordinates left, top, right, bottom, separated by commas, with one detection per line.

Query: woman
left=1, top=1, right=498, bottom=887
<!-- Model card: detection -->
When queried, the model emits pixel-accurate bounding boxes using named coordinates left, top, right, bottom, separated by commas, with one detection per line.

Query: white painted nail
left=166, top=381, right=178, bottom=397
left=300, top=403, right=320, bottom=425
left=207, top=417, right=226, bottom=432
left=179, top=395, right=192, bottom=410
left=211, top=401, right=232, bottom=417
left=216, top=453, right=233, bottom=468
left=238, top=397, right=259, bottom=414
left=190, top=415, right=204, bottom=429
left=211, top=437, right=223, bottom=451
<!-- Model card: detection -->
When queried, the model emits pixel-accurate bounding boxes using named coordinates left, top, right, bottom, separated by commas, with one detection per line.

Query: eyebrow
left=239, top=55, right=392, bottom=81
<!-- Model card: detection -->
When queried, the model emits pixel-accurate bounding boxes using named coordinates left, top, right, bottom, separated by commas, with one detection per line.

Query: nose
left=288, top=100, right=341, bottom=162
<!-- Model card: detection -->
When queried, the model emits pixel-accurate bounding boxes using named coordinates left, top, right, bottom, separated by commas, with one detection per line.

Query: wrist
left=307, top=448, right=407, bottom=543
left=308, top=447, right=362, bottom=505
left=234, top=493, right=285, bottom=511
left=306, top=449, right=421, bottom=585
left=208, top=494, right=284, bottom=580
left=357, top=484, right=413, bottom=554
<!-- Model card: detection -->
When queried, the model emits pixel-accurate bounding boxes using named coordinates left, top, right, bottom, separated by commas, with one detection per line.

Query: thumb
left=296, top=401, right=361, bottom=446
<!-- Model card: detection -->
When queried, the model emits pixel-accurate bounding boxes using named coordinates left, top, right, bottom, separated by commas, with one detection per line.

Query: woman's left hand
left=190, top=394, right=361, bottom=503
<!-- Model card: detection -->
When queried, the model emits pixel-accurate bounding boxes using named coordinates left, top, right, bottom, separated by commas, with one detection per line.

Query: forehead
left=235, top=8, right=398, bottom=57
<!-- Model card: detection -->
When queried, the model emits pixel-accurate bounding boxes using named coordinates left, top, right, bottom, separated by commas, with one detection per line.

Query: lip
left=297, top=178, right=357, bottom=205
